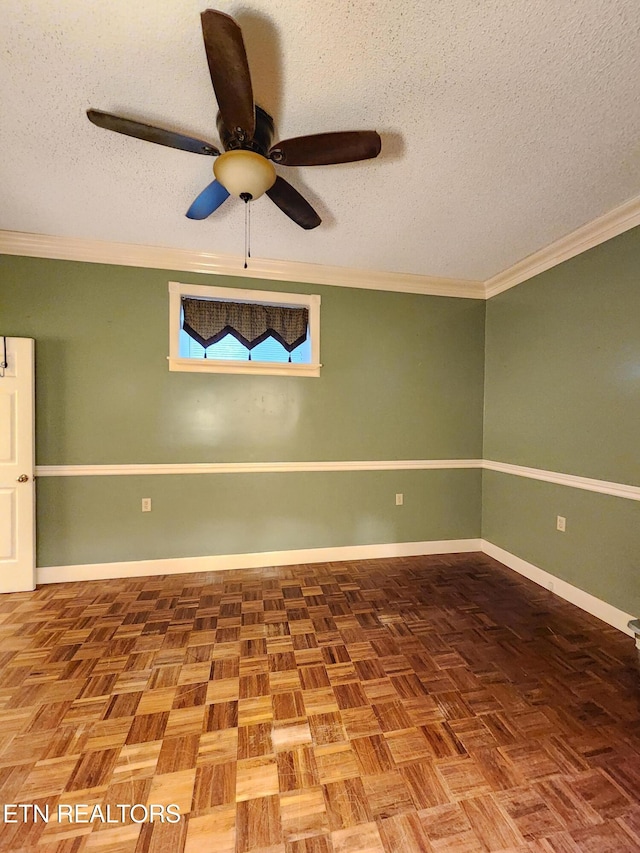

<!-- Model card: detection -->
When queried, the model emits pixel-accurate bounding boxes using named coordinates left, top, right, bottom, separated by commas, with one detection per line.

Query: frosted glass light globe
left=213, top=150, right=276, bottom=200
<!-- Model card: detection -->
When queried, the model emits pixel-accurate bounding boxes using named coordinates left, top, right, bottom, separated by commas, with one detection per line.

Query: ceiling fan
left=87, top=9, right=382, bottom=230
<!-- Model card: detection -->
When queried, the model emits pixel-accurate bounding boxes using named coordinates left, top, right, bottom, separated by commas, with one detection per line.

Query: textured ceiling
left=2, top=0, right=640, bottom=283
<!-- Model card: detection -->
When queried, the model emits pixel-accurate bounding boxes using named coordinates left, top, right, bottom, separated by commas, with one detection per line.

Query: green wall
left=36, top=470, right=481, bottom=567
left=483, top=226, right=640, bottom=615
left=4, top=224, right=637, bottom=612
left=0, top=255, right=485, bottom=567
left=482, top=471, right=640, bottom=614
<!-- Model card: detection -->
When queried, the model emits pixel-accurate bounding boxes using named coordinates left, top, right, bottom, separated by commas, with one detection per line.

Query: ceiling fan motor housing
left=217, top=105, right=274, bottom=155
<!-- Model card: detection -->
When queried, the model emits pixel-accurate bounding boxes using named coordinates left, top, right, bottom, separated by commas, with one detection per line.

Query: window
left=168, top=282, right=321, bottom=376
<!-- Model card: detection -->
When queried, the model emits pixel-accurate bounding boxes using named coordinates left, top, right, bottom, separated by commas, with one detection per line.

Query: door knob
left=16, top=474, right=29, bottom=483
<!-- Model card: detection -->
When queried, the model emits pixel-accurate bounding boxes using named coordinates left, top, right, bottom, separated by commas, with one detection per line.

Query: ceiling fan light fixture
left=213, top=150, right=276, bottom=200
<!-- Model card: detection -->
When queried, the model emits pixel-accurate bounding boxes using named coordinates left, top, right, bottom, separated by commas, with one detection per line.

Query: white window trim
left=168, top=281, right=321, bottom=377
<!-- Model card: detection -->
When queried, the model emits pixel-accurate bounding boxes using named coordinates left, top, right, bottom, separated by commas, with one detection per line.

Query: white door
left=0, top=337, right=35, bottom=592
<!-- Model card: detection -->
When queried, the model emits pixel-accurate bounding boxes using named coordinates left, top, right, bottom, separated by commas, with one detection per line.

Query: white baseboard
left=481, top=540, right=635, bottom=637
left=36, top=538, right=635, bottom=640
left=36, top=539, right=482, bottom=585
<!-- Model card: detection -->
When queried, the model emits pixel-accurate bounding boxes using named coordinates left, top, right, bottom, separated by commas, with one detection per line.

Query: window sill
left=168, top=357, right=321, bottom=377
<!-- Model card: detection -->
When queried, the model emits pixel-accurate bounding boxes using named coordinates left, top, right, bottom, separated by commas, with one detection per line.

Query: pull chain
left=241, top=194, right=252, bottom=270
left=244, top=201, right=248, bottom=269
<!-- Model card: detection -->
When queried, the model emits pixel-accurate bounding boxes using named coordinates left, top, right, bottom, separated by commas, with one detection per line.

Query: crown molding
left=3, top=194, right=639, bottom=300
left=484, top=193, right=640, bottom=298
left=0, top=230, right=485, bottom=300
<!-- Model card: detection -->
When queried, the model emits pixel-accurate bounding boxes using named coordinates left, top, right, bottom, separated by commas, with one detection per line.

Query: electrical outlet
left=556, top=515, right=566, bottom=532
left=395, top=493, right=403, bottom=506
left=142, top=498, right=152, bottom=512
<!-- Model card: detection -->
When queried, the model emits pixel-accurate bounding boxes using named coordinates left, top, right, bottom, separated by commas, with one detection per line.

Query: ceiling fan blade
left=186, top=180, right=230, bottom=220
left=87, top=109, right=219, bottom=155
left=266, top=177, right=321, bottom=230
left=200, top=10, right=255, bottom=139
left=269, top=131, right=381, bottom=166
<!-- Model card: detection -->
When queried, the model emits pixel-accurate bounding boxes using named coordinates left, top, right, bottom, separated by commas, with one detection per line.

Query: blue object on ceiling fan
left=186, top=179, right=230, bottom=220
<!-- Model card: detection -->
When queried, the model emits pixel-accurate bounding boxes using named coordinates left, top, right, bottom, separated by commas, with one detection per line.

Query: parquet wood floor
left=0, top=553, right=639, bottom=852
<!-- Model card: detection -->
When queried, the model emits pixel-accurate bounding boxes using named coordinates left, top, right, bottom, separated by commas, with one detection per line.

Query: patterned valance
left=182, top=298, right=309, bottom=353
